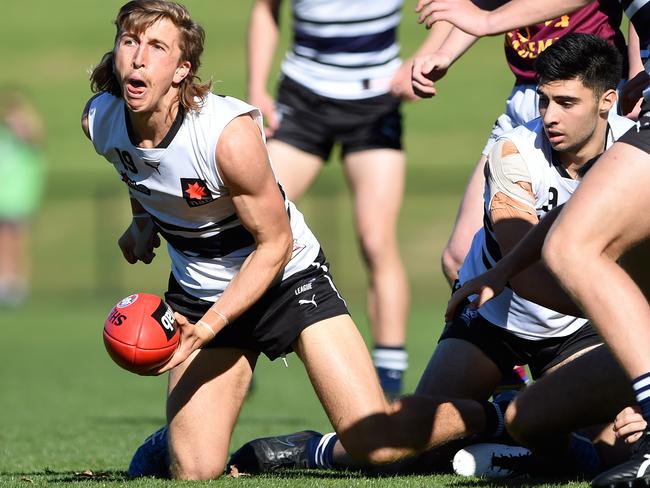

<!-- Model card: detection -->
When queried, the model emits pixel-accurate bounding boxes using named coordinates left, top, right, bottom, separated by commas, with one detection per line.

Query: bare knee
left=170, top=451, right=225, bottom=480
left=542, top=227, right=580, bottom=278
left=358, top=231, right=388, bottom=265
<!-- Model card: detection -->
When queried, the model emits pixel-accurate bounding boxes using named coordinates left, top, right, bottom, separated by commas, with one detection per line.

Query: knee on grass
left=170, top=455, right=225, bottom=481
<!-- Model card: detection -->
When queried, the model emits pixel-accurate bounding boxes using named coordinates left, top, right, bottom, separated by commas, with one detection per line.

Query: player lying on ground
left=227, top=34, right=638, bottom=480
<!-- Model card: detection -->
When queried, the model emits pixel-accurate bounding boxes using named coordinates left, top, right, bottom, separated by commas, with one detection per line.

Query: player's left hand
left=444, top=267, right=506, bottom=321
left=415, top=0, right=490, bottom=36
left=620, top=70, right=650, bottom=118
left=412, top=52, right=450, bottom=98
left=390, top=60, right=420, bottom=101
left=150, top=312, right=215, bottom=374
left=613, top=406, right=647, bottom=444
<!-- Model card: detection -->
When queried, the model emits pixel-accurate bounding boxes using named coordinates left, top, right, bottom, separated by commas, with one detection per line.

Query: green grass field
left=0, top=1, right=591, bottom=487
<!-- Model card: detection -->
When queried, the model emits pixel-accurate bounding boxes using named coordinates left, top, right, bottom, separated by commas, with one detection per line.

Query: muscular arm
left=209, top=114, right=293, bottom=326
left=155, top=114, right=293, bottom=373
left=489, top=141, right=580, bottom=315
left=247, top=0, right=282, bottom=134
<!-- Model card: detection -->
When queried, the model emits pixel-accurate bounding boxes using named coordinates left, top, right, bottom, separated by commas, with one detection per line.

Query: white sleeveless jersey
left=281, top=0, right=403, bottom=99
left=88, top=92, right=321, bottom=301
left=459, top=113, right=635, bottom=339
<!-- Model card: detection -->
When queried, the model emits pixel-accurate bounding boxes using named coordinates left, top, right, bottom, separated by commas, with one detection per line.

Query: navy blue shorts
left=440, top=299, right=602, bottom=380
left=272, top=75, right=403, bottom=161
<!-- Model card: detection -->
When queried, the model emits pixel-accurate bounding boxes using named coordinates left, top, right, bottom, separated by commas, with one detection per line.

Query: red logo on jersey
left=180, top=178, right=214, bottom=207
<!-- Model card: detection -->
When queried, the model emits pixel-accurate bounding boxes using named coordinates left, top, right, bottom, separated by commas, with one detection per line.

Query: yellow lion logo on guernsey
left=506, top=16, right=570, bottom=59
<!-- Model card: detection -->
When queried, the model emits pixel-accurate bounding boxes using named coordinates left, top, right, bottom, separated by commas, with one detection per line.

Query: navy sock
left=632, top=372, right=650, bottom=423
left=307, top=432, right=337, bottom=469
left=480, top=400, right=504, bottom=438
left=373, top=346, right=408, bottom=397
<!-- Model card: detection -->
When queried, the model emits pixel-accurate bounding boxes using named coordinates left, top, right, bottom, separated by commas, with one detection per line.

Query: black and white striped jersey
left=458, top=113, right=635, bottom=340
left=88, top=92, right=321, bottom=301
left=281, top=0, right=403, bottom=99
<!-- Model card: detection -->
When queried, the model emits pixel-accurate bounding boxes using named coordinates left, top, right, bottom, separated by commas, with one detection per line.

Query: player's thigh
left=166, top=347, right=257, bottom=478
left=415, top=338, right=502, bottom=400
left=509, top=344, right=633, bottom=437
left=344, top=149, right=406, bottom=235
left=550, top=143, right=650, bottom=259
left=293, top=315, right=388, bottom=432
left=267, top=139, right=323, bottom=202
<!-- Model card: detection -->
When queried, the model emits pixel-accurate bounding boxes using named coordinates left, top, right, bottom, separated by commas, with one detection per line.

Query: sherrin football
left=103, top=293, right=179, bottom=374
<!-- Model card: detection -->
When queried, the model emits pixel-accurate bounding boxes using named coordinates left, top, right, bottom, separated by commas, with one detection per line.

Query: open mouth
left=126, top=78, right=147, bottom=96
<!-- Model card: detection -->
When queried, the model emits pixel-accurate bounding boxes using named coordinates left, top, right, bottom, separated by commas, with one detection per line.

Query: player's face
left=113, top=18, right=190, bottom=114
left=538, top=78, right=601, bottom=155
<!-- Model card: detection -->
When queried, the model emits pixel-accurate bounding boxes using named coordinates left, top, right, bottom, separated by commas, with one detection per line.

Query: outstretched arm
left=416, top=0, right=589, bottom=37
left=446, top=203, right=567, bottom=320
left=247, top=0, right=283, bottom=136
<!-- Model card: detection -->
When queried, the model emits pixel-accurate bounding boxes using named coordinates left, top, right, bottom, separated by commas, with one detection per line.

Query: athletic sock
left=373, top=346, right=408, bottom=398
left=480, top=400, right=505, bottom=438
left=632, top=372, right=650, bottom=424
left=307, top=432, right=337, bottom=469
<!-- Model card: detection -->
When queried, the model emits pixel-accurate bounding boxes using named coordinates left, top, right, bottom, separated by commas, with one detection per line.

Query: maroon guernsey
left=505, top=0, right=626, bottom=84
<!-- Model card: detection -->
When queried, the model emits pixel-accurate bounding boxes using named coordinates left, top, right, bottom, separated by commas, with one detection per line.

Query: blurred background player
left=247, top=0, right=452, bottom=398
left=0, top=88, right=46, bottom=306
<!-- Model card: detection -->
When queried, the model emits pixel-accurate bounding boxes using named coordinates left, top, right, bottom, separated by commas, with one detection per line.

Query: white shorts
left=482, top=84, right=539, bottom=156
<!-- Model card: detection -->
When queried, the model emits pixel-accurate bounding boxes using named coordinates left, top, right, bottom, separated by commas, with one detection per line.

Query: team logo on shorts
left=180, top=178, right=214, bottom=207
left=116, top=294, right=139, bottom=308
left=298, top=294, right=318, bottom=308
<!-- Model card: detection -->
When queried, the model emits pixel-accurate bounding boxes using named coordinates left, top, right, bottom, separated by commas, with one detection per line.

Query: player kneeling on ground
left=83, top=0, right=524, bottom=480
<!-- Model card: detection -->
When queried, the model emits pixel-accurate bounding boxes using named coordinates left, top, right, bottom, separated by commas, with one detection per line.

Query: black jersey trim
left=294, top=7, right=401, bottom=25
left=160, top=224, right=255, bottom=259
left=151, top=212, right=239, bottom=234
left=124, top=104, right=185, bottom=148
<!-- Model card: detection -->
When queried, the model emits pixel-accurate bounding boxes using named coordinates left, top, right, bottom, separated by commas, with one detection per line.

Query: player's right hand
left=248, top=91, right=279, bottom=139
left=118, top=216, right=161, bottom=264
left=614, top=406, right=647, bottom=445
left=444, top=268, right=506, bottom=321
left=411, top=52, right=450, bottom=98
left=153, top=312, right=215, bottom=374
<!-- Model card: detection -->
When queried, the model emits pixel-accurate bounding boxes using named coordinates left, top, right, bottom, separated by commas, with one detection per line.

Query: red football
left=103, top=293, right=179, bottom=374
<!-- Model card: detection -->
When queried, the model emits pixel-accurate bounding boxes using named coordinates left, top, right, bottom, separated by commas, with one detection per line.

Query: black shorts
left=440, top=303, right=602, bottom=380
left=164, top=249, right=350, bottom=360
left=618, top=98, right=650, bottom=153
left=272, top=75, right=403, bottom=161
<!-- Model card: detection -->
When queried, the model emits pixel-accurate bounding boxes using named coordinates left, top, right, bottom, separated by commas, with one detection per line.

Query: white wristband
left=196, top=320, right=216, bottom=339
left=208, top=308, right=229, bottom=326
